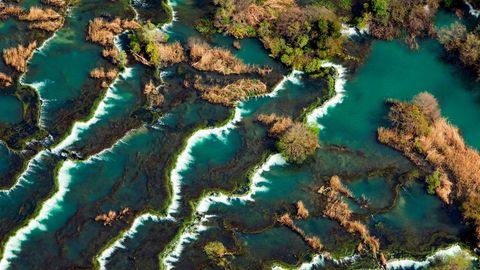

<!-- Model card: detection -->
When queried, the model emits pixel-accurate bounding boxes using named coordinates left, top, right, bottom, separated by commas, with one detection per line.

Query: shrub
left=387, top=101, right=430, bottom=136
left=204, top=241, right=227, bottom=259
left=277, top=123, right=319, bottom=164
left=412, top=92, right=440, bottom=123
left=426, top=170, right=441, bottom=195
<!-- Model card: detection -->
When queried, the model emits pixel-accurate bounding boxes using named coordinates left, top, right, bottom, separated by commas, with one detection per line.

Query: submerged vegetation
left=378, top=92, right=480, bottom=247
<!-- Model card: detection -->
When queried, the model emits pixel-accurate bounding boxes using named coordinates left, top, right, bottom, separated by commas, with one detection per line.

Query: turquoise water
left=0, top=95, right=22, bottom=124
left=0, top=0, right=479, bottom=269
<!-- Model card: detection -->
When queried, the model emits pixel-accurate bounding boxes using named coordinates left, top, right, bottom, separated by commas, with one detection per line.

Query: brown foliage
left=144, top=80, right=164, bottom=107
left=329, top=175, right=353, bottom=198
left=189, top=40, right=253, bottom=75
left=322, top=177, right=381, bottom=255
left=0, top=72, right=13, bottom=88
left=277, top=123, right=319, bottom=163
left=121, top=19, right=141, bottom=30
left=378, top=94, right=480, bottom=246
left=18, top=7, right=61, bottom=21
left=156, top=42, right=185, bottom=66
left=89, top=67, right=118, bottom=80
left=305, top=236, right=323, bottom=251
left=87, top=17, right=123, bottom=46
left=3, top=41, right=37, bottom=72
left=277, top=213, right=323, bottom=252
left=193, top=76, right=267, bottom=107
left=256, top=113, right=293, bottom=138
left=102, top=47, right=119, bottom=63
left=17, top=7, right=64, bottom=31
left=0, top=4, right=24, bottom=19
left=295, top=201, right=309, bottom=219
left=95, top=208, right=130, bottom=226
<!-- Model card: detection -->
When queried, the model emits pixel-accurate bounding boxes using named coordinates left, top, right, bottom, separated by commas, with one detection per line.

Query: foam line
left=161, top=154, right=287, bottom=270
left=466, top=1, right=480, bottom=18
left=0, top=160, right=75, bottom=269
left=387, top=245, right=476, bottom=270
left=306, top=62, right=347, bottom=128
left=265, top=70, right=303, bottom=98
left=52, top=68, right=133, bottom=153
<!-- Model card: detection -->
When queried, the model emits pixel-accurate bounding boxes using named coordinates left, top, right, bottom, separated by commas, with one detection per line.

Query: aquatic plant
left=204, top=241, right=232, bottom=268
left=144, top=80, right=164, bottom=108
left=256, top=114, right=294, bottom=138
left=378, top=92, right=480, bottom=247
left=87, top=18, right=123, bottom=47
left=189, top=39, right=258, bottom=75
left=95, top=208, right=131, bottom=226
left=320, top=176, right=381, bottom=257
left=2, top=41, right=37, bottom=72
left=295, top=200, right=309, bottom=219
left=0, top=72, right=13, bottom=88
left=192, top=77, right=268, bottom=107
left=155, top=42, right=185, bottom=67
left=277, top=123, right=319, bottom=164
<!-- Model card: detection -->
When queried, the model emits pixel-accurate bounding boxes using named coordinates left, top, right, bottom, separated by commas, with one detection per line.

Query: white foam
left=162, top=215, right=213, bottom=270
left=387, top=245, right=476, bottom=270
left=97, top=213, right=172, bottom=270
left=0, top=151, right=46, bottom=195
left=273, top=254, right=325, bottom=270
left=306, top=62, right=347, bottom=128
left=265, top=70, right=303, bottom=98
left=51, top=68, right=132, bottom=152
left=161, top=154, right=286, bottom=269
left=0, top=160, right=75, bottom=269
left=161, top=0, right=178, bottom=33
left=466, top=1, right=480, bottom=18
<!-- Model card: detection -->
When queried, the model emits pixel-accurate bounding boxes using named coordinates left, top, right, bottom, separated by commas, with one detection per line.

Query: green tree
left=425, top=170, right=441, bottom=195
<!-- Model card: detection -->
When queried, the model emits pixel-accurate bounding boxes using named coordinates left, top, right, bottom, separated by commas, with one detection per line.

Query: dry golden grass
left=330, top=175, right=353, bottom=198
left=256, top=114, right=294, bottom=138
left=3, top=41, right=37, bottom=72
left=87, top=17, right=123, bottom=46
left=0, top=4, right=24, bottom=19
left=144, top=80, right=164, bottom=107
left=29, top=18, right=63, bottom=31
left=305, top=236, right=323, bottom=251
left=102, top=47, right=119, bottom=62
left=296, top=201, right=309, bottom=219
left=219, top=0, right=295, bottom=38
left=0, top=72, right=13, bottom=88
left=156, top=42, right=185, bottom=66
left=95, top=208, right=130, bottom=226
left=378, top=95, right=480, bottom=246
left=193, top=77, right=267, bottom=107
left=18, top=7, right=61, bottom=21
left=189, top=40, right=253, bottom=75
left=277, top=213, right=324, bottom=252
left=40, top=0, right=66, bottom=7
left=89, top=67, right=118, bottom=80
left=121, top=19, right=141, bottom=30
left=321, top=176, right=380, bottom=255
